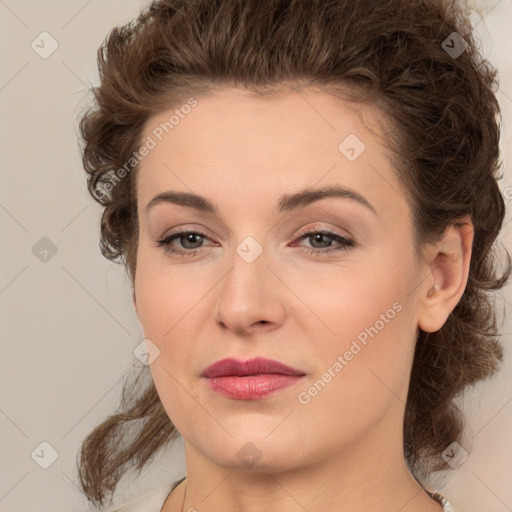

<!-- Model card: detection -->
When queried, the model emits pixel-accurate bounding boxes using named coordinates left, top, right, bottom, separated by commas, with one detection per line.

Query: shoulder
left=109, top=476, right=186, bottom=512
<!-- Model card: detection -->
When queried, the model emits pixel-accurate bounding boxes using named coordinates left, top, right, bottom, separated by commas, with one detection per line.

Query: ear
left=417, top=217, right=474, bottom=333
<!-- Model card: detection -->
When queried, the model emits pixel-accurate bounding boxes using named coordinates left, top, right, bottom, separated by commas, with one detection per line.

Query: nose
left=214, top=247, right=286, bottom=337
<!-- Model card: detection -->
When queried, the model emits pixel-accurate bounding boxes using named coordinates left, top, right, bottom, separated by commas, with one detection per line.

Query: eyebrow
left=144, top=185, right=377, bottom=216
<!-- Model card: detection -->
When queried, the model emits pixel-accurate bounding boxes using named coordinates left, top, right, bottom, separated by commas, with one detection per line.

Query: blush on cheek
left=328, top=298, right=411, bottom=382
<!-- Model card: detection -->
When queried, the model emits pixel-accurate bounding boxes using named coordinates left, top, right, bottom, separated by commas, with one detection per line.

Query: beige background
left=0, top=0, right=511, bottom=511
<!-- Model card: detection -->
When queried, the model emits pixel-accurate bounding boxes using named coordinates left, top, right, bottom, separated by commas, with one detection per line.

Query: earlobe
left=417, top=218, right=474, bottom=333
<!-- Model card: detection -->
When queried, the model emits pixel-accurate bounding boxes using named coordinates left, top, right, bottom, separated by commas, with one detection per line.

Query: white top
left=109, top=476, right=457, bottom=512
left=110, top=476, right=186, bottom=512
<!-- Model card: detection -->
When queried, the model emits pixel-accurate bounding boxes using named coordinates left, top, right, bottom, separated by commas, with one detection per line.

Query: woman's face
left=133, top=87, right=428, bottom=473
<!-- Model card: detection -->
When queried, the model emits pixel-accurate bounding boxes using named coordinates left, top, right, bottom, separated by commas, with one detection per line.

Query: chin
left=198, top=434, right=308, bottom=473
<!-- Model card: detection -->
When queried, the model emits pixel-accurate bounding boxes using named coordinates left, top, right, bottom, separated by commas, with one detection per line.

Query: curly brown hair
left=76, top=0, right=511, bottom=507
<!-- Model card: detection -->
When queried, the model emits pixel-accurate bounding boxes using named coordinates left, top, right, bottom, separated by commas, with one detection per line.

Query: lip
left=201, top=357, right=306, bottom=400
left=201, top=357, right=305, bottom=378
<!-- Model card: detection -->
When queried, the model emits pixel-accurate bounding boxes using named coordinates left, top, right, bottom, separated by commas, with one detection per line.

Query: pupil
left=312, top=234, right=329, bottom=248
left=185, top=233, right=200, bottom=248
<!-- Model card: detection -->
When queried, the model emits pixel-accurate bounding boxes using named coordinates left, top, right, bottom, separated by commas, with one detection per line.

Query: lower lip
left=204, top=374, right=306, bottom=400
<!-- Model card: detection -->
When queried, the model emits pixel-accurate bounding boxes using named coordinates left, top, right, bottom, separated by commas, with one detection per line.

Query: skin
left=132, top=87, right=473, bottom=512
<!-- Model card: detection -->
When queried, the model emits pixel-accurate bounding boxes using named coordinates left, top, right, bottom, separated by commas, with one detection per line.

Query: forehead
left=136, top=87, right=407, bottom=221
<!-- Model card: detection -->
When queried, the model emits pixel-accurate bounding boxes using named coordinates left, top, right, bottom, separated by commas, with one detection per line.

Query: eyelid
left=158, top=224, right=215, bottom=240
left=295, top=223, right=352, bottom=240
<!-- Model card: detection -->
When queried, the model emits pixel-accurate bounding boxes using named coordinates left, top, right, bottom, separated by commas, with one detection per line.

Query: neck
left=169, top=405, right=443, bottom=512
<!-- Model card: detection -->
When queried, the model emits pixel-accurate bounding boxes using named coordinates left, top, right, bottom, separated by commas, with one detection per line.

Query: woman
left=76, top=0, right=511, bottom=510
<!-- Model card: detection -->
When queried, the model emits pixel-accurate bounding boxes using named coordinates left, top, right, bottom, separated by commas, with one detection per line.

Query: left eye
left=156, top=229, right=355, bottom=257
left=156, top=230, right=211, bottom=256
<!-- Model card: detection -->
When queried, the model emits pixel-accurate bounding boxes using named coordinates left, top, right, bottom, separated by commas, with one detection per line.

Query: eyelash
left=156, top=228, right=355, bottom=257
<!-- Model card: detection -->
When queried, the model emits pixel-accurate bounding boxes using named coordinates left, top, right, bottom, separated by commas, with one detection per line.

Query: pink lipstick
left=201, top=357, right=306, bottom=400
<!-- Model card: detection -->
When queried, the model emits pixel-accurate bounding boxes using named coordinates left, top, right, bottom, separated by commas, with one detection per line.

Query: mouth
left=201, top=357, right=306, bottom=400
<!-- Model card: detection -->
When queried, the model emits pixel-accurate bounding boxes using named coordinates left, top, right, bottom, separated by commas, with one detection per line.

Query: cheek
left=300, top=246, right=419, bottom=397
left=134, top=249, right=208, bottom=339
left=292, top=282, right=417, bottom=447
left=134, top=252, right=202, bottom=426
left=302, top=250, right=415, bottom=344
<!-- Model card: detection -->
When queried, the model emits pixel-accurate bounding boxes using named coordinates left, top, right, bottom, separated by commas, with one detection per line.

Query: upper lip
left=201, top=357, right=305, bottom=378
